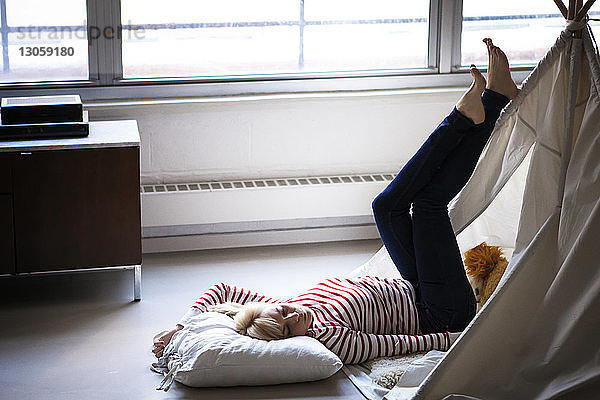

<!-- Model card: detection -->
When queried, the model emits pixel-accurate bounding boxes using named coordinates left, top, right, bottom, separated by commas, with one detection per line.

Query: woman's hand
left=152, top=325, right=184, bottom=358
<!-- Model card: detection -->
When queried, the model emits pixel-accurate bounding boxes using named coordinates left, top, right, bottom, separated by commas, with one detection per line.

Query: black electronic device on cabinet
left=0, top=95, right=89, bottom=141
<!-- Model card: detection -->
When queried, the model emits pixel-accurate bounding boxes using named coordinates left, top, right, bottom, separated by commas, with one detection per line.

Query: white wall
left=86, top=88, right=464, bottom=184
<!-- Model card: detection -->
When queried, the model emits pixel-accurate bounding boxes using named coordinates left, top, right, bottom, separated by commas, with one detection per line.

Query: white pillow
left=153, top=311, right=342, bottom=389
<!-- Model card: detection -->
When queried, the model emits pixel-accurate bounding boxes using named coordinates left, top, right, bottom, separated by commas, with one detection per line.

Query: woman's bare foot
left=456, top=65, right=486, bottom=124
left=152, top=324, right=183, bottom=358
left=483, top=38, right=519, bottom=100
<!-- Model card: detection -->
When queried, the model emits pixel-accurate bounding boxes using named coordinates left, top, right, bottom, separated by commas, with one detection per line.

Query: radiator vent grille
left=141, top=173, right=396, bottom=193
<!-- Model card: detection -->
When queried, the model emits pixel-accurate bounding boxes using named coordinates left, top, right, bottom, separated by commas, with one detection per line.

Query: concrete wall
left=86, top=88, right=464, bottom=184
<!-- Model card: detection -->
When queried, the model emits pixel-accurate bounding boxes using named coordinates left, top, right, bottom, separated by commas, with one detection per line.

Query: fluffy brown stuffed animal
left=463, top=242, right=509, bottom=312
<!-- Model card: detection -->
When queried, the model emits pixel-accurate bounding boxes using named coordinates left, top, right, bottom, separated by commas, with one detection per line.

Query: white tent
left=354, top=2, right=600, bottom=399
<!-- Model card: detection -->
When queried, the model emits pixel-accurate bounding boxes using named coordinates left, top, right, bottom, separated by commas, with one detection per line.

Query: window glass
left=303, top=1, right=429, bottom=72
left=0, top=0, right=89, bottom=84
left=120, top=0, right=430, bottom=79
left=590, top=3, right=600, bottom=40
left=461, top=0, right=564, bottom=68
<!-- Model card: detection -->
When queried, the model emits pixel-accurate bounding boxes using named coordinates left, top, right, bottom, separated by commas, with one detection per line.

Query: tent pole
left=558, top=18, right=584, bottom=206
left=568, top=0, right=576, bottom=19
left=575, top=0, right=598, bottom=21
left=554, top=0, right=569, bottom=18
left=575, top=0, right=583, bottom=38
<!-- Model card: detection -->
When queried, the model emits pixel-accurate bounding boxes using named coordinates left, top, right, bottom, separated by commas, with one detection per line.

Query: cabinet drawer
left=0, top=195, right=15, bottom=274
left=0, top=153, right=11, bottom=193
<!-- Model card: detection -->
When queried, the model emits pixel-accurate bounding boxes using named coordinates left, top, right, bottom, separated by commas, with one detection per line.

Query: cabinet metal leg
left=134, top=265, right=142, bottom=301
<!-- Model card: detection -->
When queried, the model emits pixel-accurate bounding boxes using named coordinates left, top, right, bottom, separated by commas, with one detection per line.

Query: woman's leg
left=373, top=38, right=517, bottom=333
left=372, top=68, right=487, bottom=298
left=411, top=39, right=517, bottom=333
left=411, top=89, right=509, bottom=333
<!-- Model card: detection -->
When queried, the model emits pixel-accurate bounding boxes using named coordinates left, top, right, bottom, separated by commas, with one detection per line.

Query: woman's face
left=260, top=303, right=313, bottom=338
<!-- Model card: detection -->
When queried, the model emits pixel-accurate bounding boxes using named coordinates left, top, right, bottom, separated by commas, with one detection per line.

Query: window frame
left=0, top=0, right=534, bottom=101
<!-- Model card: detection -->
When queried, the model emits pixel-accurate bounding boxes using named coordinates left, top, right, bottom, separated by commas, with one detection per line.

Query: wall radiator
left=141, top=173, right=395, bottom=253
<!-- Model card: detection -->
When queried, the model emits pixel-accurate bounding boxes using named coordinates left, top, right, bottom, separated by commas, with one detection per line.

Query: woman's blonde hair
left=208, top=302, right=285, bottom=341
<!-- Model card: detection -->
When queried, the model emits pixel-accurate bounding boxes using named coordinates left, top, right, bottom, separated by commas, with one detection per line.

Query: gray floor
left=0, top=239, right=382, bottom=400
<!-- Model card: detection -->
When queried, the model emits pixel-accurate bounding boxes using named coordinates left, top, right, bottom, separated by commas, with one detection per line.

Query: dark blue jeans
left=372, top=89, right=509, bottom=333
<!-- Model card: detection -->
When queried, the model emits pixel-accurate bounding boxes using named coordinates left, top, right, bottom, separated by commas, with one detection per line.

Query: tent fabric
left=379, top=24, right=600, bottom=400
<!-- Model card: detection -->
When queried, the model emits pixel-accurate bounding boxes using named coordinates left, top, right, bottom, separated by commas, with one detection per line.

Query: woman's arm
left=178, top=283, right=278, bottom=326
left=192, top=282, right=279, bottom=311
left=313, top=326, right=450, bottom=364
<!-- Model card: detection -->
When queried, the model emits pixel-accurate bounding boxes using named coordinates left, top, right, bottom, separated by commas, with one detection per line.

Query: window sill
left=0, top=70, right=532, bottom=104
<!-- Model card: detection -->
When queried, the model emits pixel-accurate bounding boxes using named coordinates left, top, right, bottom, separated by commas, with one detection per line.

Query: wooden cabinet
left=0, top=120, right=142, bottom=299
left=0, top=152, right=14, bottom=274
left=0, top=152, right=11, bottom=192
left=12, top=147, right=141, bottom=272
left=0, top=195, right=15, bottom=274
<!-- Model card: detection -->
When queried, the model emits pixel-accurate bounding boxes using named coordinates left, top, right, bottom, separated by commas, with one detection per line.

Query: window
left=590, top=2, right=600, bottom=37
left=461, top=0, right=565, bottom=68
left=120, top=0, right=431, bottom=79
left=0, top=0, right=597, bottom=98
left=0, top=0, right=89, bottom=83
left=303, top=1, right=429, bottom=72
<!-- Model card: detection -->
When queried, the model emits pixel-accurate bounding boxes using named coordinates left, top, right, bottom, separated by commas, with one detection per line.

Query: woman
left=152, top=38, right=519, bottom=365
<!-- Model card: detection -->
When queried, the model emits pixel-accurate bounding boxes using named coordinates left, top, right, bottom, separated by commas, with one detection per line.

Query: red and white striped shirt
left=180, top=276, right=450, bottom=364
